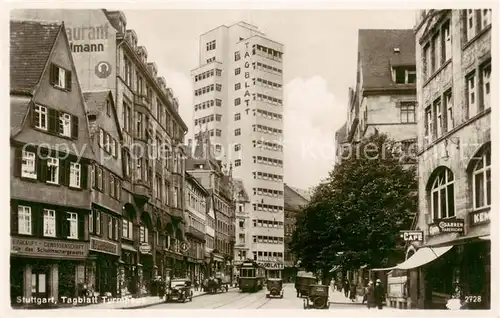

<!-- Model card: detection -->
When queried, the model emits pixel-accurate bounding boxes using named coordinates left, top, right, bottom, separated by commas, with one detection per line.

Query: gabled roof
left=358, top=29, right=416, bottom=89
left=10, top=20, right=61, bottom=94
left=10, top=95, right=32, bottom=137
left=284, top=184, right=310, bottom=211
left=83, top=90, right=123, bottom=141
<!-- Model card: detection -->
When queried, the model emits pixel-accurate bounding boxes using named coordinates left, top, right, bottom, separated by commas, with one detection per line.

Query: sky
left=124, top=9, right=417, bottom=190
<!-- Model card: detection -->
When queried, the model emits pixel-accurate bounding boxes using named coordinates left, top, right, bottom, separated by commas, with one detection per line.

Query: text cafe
left=85, top=237, right=120, bottom=298
left=10, top=237, right=89, bottom=307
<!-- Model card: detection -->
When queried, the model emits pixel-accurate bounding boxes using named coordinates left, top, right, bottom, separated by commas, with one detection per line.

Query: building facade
left=84, top=90, right=123, bottom=298
left=10, top=20, right=94, bottom=305
left=283, top=184, right=310, bottom=282
left=410, top=9, right=491, bottom=309
left=186, top=131, right=235, bottom=280
left=191, top=22, right=285, bottom=278
left=232, top=178, right=251, bottom=273
left=184, top=171, right=209, bottom=283
left=11, top=9, right=189, bottom=297
left=337, top=29, right=418, bottom=162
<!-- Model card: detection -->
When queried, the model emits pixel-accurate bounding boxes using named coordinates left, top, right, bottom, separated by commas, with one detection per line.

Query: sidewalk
left=60, top=288, right=222, bottom=310
left=328, top=289, right=365, bottom=306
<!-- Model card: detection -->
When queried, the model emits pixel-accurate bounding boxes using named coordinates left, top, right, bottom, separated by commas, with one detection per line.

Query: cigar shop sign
left=90, top=237, right=119, bottom=256
left=11, top=237, right=88, bottom=260
left=428, top=219, right=464, bottom=236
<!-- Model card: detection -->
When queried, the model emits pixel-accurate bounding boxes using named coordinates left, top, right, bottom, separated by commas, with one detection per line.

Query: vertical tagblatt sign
left=243, top=42, right=252, bottom=115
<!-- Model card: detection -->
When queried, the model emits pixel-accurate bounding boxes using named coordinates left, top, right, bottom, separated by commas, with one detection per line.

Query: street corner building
left=411, top=9, right=491, bottom=310
left=370, top=9, right=492, bottom=310
left=10, top=20, right=94, bottom=307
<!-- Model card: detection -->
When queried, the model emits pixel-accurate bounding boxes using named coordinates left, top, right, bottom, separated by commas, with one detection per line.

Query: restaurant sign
left=400, top=230, right=424, bottom=242
left=429, top=218, right=464, bottom=236
left=11, top=237, right=88, bottom=260
left=258, top=262, right=284, bottom=270
left=90, top=237, right=119, bottom=256
left=470, top=209, right=490, bottom=226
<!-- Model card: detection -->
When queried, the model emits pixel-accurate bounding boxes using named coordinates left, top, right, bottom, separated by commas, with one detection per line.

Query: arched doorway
left=165, top=222, right=175, bottom=279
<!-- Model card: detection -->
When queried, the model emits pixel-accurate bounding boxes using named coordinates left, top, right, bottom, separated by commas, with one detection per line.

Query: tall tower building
left=191, top=22, right=285, bottom=278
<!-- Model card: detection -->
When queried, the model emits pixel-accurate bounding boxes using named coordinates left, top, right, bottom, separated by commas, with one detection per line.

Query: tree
left=290, top=133, right=417, bottom=273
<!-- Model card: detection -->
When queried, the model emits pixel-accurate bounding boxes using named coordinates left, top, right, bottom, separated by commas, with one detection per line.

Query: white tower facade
left=191, top=22, right=284, bottom=278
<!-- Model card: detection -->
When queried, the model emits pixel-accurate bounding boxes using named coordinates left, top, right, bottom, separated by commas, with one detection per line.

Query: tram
left=238, top=260, right=266, bottom=292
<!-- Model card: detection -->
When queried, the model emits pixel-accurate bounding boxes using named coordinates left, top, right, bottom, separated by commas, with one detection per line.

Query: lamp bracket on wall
left=442, top=137, right=460, bottom=161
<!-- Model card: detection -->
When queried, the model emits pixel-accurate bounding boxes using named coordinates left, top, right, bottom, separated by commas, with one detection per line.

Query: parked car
left=165, top=278, right=193, bottom=303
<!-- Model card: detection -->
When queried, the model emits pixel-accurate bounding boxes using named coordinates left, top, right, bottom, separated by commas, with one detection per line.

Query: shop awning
left=480, top=235, right=490, bottom=240
left=121, top=244, right=137, bottom=252
left=370, top=246, right=453, bottom=271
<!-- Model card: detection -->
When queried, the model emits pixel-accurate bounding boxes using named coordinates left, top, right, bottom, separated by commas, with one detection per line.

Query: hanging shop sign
left=139, top=243, right=152, bottom=254
left=469, top=209, right=490, bottom=226
left=429, top=218, right=464, bottom=236
left=90, top=237, right=119, bottom=255
left=400, top=230, right=424, bottom=242
left=258, top=262, right=284, bottom=270
left=179, top=241, right=190, bottom=253
left=11, top=237, right=88, bottom=260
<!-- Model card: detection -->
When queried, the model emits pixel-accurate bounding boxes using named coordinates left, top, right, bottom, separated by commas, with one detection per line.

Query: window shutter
left=81, top=163, right=88, bottom=189
left=48, top=108, right=58, bottom=133
left=31, top=104, right=38, bottom=127
left=71, top=116, right=79, bottom=139
left=31, top=206, right=38, bottom=236
left=65, top=70, right=72, bottom=91
left=78, top=213, right=85, bottom=240
left=13, top=147, right=22, bottom=178
left=59, top=158, right=67, bottom=185
left=100, top=210, right=105, bottom=237
left=62, top=212, right=70, bottom=238
left=11, top=203, right=18, bottom=235
left=37, top=157, right=47, bottom=182
left=40, top=208, right=45, bottom=237
left=50, top=64, right=57, bottom=85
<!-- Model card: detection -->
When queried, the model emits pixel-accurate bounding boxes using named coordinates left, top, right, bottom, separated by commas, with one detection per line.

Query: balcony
left=134, top=94, right=150, bottom=109
left=133, top=179, right=151, bottom=206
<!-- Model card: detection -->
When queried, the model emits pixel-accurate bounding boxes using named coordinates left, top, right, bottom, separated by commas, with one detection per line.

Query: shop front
left=86, top=236, right=120, bottom=297
left=120, top=243, right=138, bottom=297
left=10, top=236, right=89, bottom=307
left=139, top=242, right=153, bottom=295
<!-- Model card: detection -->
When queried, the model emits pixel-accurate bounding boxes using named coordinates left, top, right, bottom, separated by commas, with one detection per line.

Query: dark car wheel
left=313, top=297, right=327, bottom=309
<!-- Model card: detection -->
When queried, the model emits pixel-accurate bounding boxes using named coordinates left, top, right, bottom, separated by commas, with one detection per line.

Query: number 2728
left=465, top=296, right=482, bottom=303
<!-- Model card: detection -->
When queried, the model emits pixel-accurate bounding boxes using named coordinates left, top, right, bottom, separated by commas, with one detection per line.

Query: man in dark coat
left=343, top=280, right=350, bottom=298
left=374, top=279, right=385, bottom=309
left=366, top=281, right=375, bottom=308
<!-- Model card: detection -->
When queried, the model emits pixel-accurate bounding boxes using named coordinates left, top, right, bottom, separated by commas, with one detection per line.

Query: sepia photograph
left=7, top=4, right=493, bottom=313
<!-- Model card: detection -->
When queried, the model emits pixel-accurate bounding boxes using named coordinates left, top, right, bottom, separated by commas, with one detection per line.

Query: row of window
left=189, top=213, right=205, bottom=233
left=187, top=187, right=207, bottom=214
left=253, top=171, right=283, bottom=182
left=285, top=224, right=295, bottom=236
left=194, top=84, right=222, bottom=96
left=33, top=104, right=79, bottom=139
left=422, top=20, right=451, bottom=80
left=254, top=62, right=283, bottom=75
left=429, top=149, right=490, bottom=220
left=194, top=68, right=222, bottom=82
left=253, top=251, right=283, bottom=262
left=194, top=99, right=222, bottom=111
left=253, top=235, right=284, bottom=244
left=92, top=165, right=122, bottom=200
left=253, top=155, right=283, bottom=167
left=254, top=93, right=283, bottom=106
left=253, top=124, right=282, bottom=135
left=89, top=208, right=120, bottom=241
left=424, top=62, right=490, bottom=142
left=16, top=206, right=80, bottom=239
left=98, top=128, right=119, bottom=158
left=206, top=40, right=216, bottom=51
left=194, top=114, right=222, bottom=126
left=253, top=44, right=283, bottom=61
left=253, top=219, right=284, bottom=228
left=256, top=109, right=283, bottom=120
left=255, top=77, right=282, bottom=90
left=206, top=235, right=214, bottom=249
left=253, top=203, right=284, bottom=213
left=253, top=140, right=283, bottom=152
left=206, top=57, right=216, bottom=64
left=20, top=150, right=83, bottom=188
left=253, top=187, right=284, bottom=198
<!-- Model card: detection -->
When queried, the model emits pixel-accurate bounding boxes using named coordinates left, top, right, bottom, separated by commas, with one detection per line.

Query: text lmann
left=66, top=24, right=109, bottom=53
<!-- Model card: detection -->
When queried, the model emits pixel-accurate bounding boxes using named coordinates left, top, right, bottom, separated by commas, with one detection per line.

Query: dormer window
left=393, top=66, right=416, bottom=84
left=393, top=47, right=400, bottom=53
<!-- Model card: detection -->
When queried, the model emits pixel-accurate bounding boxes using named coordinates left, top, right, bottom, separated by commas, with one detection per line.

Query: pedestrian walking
left=374, top=279, right=385, bottom=309
left=366, top=281, right=375, bottom=309
left=343, top=280, right=350, bottom=298
left=349, top=281, right=357, bottom=302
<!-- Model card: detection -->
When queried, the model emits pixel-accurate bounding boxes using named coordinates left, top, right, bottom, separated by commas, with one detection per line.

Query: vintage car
left=303, top=284, right=330, bottom=309
left=266, top=278, right=284, bottom=298
left=295, top=271, right=317, bottom=298
left=165, top=278, right=193, bottom=303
